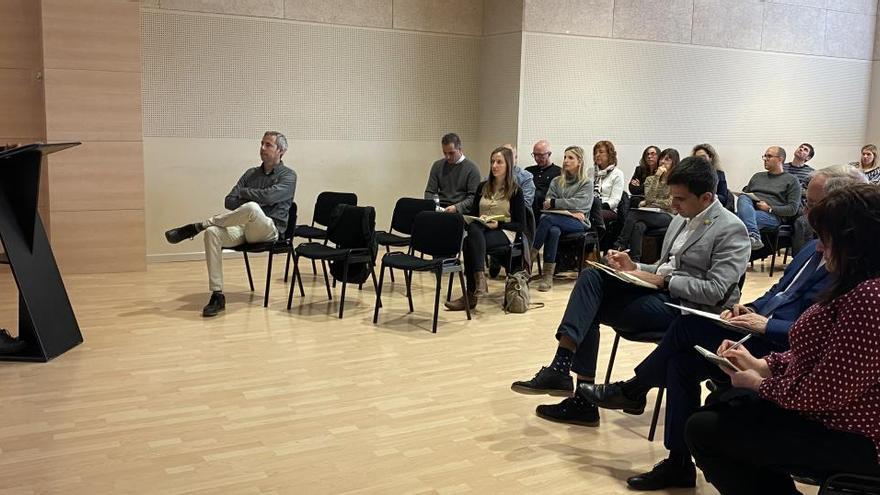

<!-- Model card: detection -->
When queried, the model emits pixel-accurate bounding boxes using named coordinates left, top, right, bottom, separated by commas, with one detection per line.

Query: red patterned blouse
left=759, top=278, right=880, bottom=462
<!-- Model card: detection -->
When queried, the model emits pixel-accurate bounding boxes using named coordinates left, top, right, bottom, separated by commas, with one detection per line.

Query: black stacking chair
left=373, top=211, right=470, bottom=334
left=376, top=198, right=435, bottom=283
left=601, top=191, right=630, bottom=252
left=229, top=202, right=297, bottom=307
left=537, top=196, right=604, bottom=276
left=294, top=191, right=357, bottom=273
left=288, top=204, right=378, bottom=319
left=750, top=222, right=794, bottom=277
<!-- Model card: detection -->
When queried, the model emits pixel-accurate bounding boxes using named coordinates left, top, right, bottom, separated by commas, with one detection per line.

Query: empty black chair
left=295, top=192, right=357, bottom=273
left=229, top=202, right=297, bottom=307
left=288, top=204, right=378, bottom=319
left=750, top=222, right=794, bottom=277
left=373, top=211, right=470, bottom=334
left=376, top=198, right=435, bottom=282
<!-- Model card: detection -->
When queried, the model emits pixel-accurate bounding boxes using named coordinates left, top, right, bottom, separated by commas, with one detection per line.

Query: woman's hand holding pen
left=717, top=339, right=771, bottom=380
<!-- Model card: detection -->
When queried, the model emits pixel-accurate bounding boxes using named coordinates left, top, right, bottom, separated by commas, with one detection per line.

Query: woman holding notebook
left=529, top=145, right=593, bottom=292
left=686, top=184, right=880, bottom=494
left=612, top=148, right=680, bottom=261
left=445, top=146, right=525, bottom=311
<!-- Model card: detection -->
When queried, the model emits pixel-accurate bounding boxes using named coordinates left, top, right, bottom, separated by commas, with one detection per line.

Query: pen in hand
left=727, top=333, right=752, bottom=352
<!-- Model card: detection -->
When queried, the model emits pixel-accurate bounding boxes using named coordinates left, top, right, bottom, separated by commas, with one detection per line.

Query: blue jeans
left=532, top=214, right=586, bottom=263
left=736, top=195, right=780, bottom=237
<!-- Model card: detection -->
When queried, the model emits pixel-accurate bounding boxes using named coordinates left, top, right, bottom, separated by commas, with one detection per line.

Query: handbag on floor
left=502, top=271, right=544, bottom=313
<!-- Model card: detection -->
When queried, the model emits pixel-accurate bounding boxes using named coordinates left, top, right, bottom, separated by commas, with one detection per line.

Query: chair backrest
left=410, top=211, right=464, bottom=258
left=314, top=191, right=357, bottom=227
left=390, top=197, right=436, bottom=235
left=327, top=204, right=376, bottom=249
left=282, top=202, right=298, bottom=240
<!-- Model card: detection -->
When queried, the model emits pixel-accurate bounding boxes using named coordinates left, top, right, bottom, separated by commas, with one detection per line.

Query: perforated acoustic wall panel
left=478, top=32, right=521, bottom=158
left=142, top=11, right=481, bottom=141
left=519, top=32, right=871, bottom=148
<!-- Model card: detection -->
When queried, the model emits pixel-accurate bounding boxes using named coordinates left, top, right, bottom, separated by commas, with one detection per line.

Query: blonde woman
left=530, top=146, right=594, bottom=291
left=859, top=144, right=879, bottom=184
left=446, top=147, right=525, bottom=311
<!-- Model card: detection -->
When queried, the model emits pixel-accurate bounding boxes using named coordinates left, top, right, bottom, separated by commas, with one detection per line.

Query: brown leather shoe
left=474, top=271, right=489, bottom=297
left=444, top=293, right=477, bottom=311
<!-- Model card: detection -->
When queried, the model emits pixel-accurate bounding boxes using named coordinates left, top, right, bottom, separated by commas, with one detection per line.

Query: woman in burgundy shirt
left=685, top=184, right=880, bottom=494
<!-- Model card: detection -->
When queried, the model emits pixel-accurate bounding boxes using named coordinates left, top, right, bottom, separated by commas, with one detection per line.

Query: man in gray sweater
left=736, top=146, right=801, bottom=250
left=424, top=133, right=480, bottom=213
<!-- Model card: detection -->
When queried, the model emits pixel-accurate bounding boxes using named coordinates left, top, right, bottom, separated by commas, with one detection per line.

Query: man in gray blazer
left=510, top=156, right=750, bottom=427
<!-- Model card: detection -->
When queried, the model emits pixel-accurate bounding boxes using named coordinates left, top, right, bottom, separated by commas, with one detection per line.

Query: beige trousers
left=203, top=202, right=278, bottom=292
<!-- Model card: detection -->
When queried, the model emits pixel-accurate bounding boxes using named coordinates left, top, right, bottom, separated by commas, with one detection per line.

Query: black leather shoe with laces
left=165, top=223, right=202, bottom=244
left=535, top=397, right=600, bottom=427
left=626, top=458, right=696, bottom=490
left=578, top=381, right=647, bottom=415
left=202, top=292, right=226, bottom=317
left=510, top=367, right=573, bottom=396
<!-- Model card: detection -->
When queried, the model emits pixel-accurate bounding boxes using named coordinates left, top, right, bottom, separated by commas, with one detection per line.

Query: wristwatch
left=663, top=274, right=673, bottom=288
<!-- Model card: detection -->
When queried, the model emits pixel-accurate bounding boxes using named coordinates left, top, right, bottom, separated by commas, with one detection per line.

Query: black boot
left=202, top=292, right=226, bottom=317
left=577, top=380, right=648, bottom=415
left=535, top=396, right=600, bottom=427
left=165, top=223, right=204, bottom=244
left=511, top=367, right=573, bottom=396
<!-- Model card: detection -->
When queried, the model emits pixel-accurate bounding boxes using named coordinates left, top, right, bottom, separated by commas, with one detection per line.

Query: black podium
left=0, top=142, right=83, bottom=362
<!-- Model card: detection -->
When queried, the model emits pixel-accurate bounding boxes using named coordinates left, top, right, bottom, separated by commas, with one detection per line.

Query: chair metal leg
left=405, top=270, right=414, bottom=313
left=576, top=240, right=586, bottom=275
left=604, top=334, right=621, bottom=384
left=769, top=234, right=780, bottom=277
left=307, top=237, right=317, bottom=274
left=283, top=250, right=292, bottom=283
left=287, top=256, right=301, bottom=310
left=458, top=270, right=471, bottom=321
left=243, top=252, right=255, bottom=291
left=446, top=272, right=454, bottom=302
left=263, top=252, right=273, bottom=308
left=370, top=264, right=381, bottom=308
left=321, top=260, right=332, bottom=300
left=373, top=264, right=386, bottom=324
left=648, top=387, right=665, bottom=442
left=295, top=255, right=305, bottom=297
left=432, top=271, right=442, bottom=333
left=386, top=245, right=395, bottom=283
left=338, top=262, right=349, bottom=319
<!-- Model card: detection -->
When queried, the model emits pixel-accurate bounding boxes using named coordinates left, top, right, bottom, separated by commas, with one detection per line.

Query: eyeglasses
left=762, top=154, right=779, bottom=159
left=532, top=152, right=551, bottom=158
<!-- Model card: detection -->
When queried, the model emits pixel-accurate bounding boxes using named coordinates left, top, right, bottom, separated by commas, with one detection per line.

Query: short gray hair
left=813, top=164, right=868, bottom=193
left=264, top=131, right=288, bottom=153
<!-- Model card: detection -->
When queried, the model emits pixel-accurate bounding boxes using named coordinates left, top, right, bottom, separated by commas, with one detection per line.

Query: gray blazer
left=643, top=200, right=750, bottom=311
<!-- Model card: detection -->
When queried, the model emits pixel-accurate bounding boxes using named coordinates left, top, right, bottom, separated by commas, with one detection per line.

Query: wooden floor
left=0, top=256, right=817, bottom=494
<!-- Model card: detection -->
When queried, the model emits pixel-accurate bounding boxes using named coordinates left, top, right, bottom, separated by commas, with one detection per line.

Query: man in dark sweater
left=524, top=139, right=561, bottom=222
left=736, top=146, right=801, bottom=251
left=424, top=133, right=480, bottom=213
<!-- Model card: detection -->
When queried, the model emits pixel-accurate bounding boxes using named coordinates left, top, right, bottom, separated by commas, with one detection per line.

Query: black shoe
left=626, top=458, right=696, bottom=490
left=0, top=329, right=26, bottom=355
left=511, top=367, right=573, bottom=396
left=535, top=397, right=600, bottom=427
left=577, top=381, right=647, bottom=415
left=165, top=223, right=202, bottom=244
left=202, top=292, right=226, bottom=317
left=488, top=258, right=501, bottom=278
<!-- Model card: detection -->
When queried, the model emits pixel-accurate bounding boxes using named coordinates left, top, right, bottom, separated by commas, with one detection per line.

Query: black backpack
left=327, top=204, right=377, bottom=284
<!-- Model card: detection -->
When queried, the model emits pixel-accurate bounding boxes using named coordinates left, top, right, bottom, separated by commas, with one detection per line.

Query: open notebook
left=663, top=303, right=757, bottom=335
left=462, top=214, right=507, bottom=226
left=694, top=345, right=742, bottom=373
left=585, top=260, right=658, bottom=289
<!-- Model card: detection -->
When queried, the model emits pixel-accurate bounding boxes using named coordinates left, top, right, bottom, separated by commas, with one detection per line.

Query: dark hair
left=802, top=142, right=815, bottom=159
left=775, top=146, right=787, bottom=162
left=441, top=133, right=461, bottom=149
left=485, top=146, right=519, bottom=201
left=639, top=145, right=660, bottom=173
left=659, top=148, right=680, bottom=173
left=667, top=156, right=718, bottom=197
left=692, top=143, right=721, bottom=170
left=808, top=184, right=880, bottom=303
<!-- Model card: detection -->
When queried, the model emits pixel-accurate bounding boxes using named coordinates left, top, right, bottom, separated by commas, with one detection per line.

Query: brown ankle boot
left=538, top=262, right=555, bottom=291
left=474, top=271, right=489, bottom=297
left=444, top=293, right=477, bottom=311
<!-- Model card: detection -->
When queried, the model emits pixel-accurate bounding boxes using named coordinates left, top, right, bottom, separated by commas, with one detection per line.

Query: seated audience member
left=629, top=145, right=660, bottom=197
left=686, top=184, right=880, bottom=495
left=784, top=143, right=816, bottom=254
left=424, top=133, right=481, bottom=213
left=736, top=146, right=802, bottom=251
left=510, top=157, right=750, bottom=426
left=593, top=140, right=625, bottom=223
left=499, top=144, right=536, bottom=210
left=692, top=143, right=730, bottom=207
left=526, top=140, right=562, bottom=223
left=529, top=146, right=593, bottom=292
left=613, top=148, right=680, bottom=261
left=164, top=131, right=297, bottom=317
left=858, top=143, right=880, bottom=184
left=579, top=164, right=865, bottom=491
left=445, top=147, right=525, bottom=311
